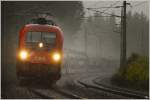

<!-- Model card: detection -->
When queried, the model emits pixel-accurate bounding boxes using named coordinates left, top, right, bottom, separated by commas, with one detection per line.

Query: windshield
left=26, top=31, right=56, bottom=44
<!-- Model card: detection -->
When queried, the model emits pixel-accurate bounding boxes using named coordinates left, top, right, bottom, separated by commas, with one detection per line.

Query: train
left=16, top=18, right=63, bottom=83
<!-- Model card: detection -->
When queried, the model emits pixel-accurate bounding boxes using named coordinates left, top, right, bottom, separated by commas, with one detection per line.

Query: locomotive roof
left=24, top=23, right=62, bottom=31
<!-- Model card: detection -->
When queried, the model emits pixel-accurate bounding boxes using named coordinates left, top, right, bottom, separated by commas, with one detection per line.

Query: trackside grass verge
left=111, top=53, right=149, bottom=92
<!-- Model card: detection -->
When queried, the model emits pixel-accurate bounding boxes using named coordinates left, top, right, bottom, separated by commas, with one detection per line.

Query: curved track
left=19, top=82, right=83, bottom=99
left=73, top=73, right=149, bottom=99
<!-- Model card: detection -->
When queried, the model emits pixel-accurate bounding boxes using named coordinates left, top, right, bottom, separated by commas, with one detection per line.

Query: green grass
left=112, top=53, right=149, bottom=91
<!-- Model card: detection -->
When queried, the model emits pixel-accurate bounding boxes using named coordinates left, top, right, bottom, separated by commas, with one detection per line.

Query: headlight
left=19, top=50, right=28, bottom=60
left=52, top=52, right=61, bottom=62
left=38, top=42, right=43, bottom=48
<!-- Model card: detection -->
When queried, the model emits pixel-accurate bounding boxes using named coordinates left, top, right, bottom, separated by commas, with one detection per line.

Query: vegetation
left=112, top=53, right=149, bottom=91
left=127, top=11, right=149, bottom=57
left=83, top=11, right=149, bottom=59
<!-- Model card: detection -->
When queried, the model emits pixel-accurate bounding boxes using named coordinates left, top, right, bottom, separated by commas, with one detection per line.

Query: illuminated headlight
left=52, top=53, right=61, bottom=62
left=19, top=50, right=28, bottom=60
left=39, top=42, right=43, bottom=48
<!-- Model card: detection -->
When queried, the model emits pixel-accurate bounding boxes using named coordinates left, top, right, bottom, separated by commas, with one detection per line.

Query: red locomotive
left=16, top=18, right=63, bottom=83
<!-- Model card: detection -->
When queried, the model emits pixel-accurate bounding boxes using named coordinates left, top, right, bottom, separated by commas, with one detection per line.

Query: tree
left=83, top=12, right=120, bottom=60
left=126, top=11, right=149, bottom=57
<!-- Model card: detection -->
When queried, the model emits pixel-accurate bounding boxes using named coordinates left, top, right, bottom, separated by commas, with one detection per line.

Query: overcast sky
left=83, top=1, right=149, bottom=18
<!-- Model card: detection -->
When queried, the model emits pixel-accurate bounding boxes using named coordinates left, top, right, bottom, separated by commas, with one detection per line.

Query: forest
left=77, top=11, right=149, bottom=60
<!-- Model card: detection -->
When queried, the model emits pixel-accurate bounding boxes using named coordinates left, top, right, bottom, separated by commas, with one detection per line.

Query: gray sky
left=83, top=1, right=149, bottom=18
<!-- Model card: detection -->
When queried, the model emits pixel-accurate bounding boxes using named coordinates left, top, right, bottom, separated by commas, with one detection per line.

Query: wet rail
left=51, top=86, right=84, bottom=99
left=77, top=80, right=149, bottom=99
left=27, top=86, right=83, bottom=99
left=28, top=88, right=54, bottom=99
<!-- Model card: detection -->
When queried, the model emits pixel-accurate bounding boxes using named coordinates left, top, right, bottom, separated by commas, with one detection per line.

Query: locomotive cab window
left=26, top=32, right=56, bottom=44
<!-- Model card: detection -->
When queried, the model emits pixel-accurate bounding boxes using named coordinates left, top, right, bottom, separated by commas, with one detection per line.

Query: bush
left=112, top=53, right=149, bottom=91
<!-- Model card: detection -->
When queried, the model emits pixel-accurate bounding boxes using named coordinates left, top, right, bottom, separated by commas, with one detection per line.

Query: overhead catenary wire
left=101, top=1, right=121, bottom=13
left=86, top=1, right=121, bottom=18
left=87, top=9, right=121, bottom=18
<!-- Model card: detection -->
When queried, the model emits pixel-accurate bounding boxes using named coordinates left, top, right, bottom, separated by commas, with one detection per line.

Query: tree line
left=82, top=11, right=149, bottom=59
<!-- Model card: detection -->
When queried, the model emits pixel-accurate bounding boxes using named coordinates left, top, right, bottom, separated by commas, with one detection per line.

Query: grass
left=111, top=53, right=149, bottom=91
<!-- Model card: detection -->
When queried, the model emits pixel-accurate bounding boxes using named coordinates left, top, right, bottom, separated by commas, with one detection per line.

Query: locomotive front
left=16, top=22, right=63, bottom=82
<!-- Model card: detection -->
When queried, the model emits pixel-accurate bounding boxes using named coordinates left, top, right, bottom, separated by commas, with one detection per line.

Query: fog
left=1, top=1, right=149, bottom=88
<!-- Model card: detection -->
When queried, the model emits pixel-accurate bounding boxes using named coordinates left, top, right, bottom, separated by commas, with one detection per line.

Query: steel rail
left=51, top=86, right=84, bottom=99
left=77, top=80, right=148, bottom=99
left=93, top=78, right=149, bottom=99
left=28, top=88, right=54, bottom=99
left=28, top=87, right=84, bottom=99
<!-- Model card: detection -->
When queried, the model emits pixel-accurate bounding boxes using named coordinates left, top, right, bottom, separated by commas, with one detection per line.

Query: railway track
left=27, top=86, right=83, bottom=99
left=28, top=88, right=54, bottom=99
left=51, top=86, right=84, bottom=99
left=93, top=78, right=149, bottom=99
left=77, top=79, right=149, bottom=99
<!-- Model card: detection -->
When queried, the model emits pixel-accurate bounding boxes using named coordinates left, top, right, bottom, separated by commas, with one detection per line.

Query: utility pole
left=120, top=1, right=127, bottom=68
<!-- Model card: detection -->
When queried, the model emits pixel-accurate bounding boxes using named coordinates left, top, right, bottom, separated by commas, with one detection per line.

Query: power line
left=87, top=5, right=124, bottom=9
left=87, top=6, right=120, bottom=9
left=87, top=1, right=121, bottom=18
left=78, top=15, right=121, bottom=20
left=101, top=1, right=120, bottom=13
left=88, top=9, right=121, bottom=18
